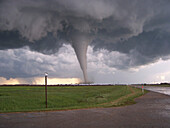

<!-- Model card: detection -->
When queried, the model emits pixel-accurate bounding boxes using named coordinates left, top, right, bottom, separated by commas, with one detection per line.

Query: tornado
left=69, top=31, right=92, bottom=83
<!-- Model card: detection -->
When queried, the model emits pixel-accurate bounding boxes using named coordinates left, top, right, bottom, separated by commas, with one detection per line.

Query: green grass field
left=0, top=86, right=145, bottom=113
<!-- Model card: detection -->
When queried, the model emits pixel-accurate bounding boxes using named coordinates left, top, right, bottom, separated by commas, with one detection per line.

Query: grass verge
left=0, top=85, right=146, bottom=113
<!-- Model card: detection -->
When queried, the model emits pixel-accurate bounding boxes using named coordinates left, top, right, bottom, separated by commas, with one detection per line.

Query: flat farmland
left=0, top=85, right=145, bottom=113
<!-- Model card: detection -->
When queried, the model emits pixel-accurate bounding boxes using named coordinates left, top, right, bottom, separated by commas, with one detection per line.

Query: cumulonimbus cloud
left=0, top=0, right=170, bottom=81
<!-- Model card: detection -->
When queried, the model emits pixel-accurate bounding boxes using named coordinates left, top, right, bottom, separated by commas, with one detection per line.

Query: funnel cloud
left=0, top=0, right=170, bottom=83
left=69, top=31, right=92, bottom=82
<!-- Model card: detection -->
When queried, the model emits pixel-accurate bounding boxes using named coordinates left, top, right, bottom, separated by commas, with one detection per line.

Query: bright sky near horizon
left=0, top=76, right=81, bottom=84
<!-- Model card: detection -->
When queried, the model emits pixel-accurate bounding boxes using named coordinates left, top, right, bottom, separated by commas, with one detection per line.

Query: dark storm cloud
left=92, top=29, right=170, bottom=68
left=0, top=30, right=63, bottom=54
left=0, top=0, right=170, bottom=79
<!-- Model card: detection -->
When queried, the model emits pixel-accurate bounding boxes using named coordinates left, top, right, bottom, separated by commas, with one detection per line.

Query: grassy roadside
left=0, top=86, right=146, bottom=113
left=99, top=86, right=147, bottom=107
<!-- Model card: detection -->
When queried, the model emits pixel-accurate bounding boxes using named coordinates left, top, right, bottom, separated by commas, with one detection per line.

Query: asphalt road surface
left=0, top=91, right=170, bottom=128
left=137, top=86, right=170, bottom=96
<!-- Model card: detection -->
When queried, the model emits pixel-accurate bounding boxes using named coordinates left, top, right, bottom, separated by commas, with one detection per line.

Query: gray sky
left=0, top=0, right=170, bottom=84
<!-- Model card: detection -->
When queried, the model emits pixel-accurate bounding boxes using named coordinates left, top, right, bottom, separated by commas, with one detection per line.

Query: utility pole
left=45, top=72, right=48, bottom=108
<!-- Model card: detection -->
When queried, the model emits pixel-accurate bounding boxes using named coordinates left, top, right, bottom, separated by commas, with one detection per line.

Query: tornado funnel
left=69, top=32, right=92, bottom=83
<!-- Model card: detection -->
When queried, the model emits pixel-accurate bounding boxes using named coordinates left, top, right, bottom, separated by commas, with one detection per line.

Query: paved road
left=0, top=92, right=170, bottom=128
left=136, top=86, right=170, bottom=96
